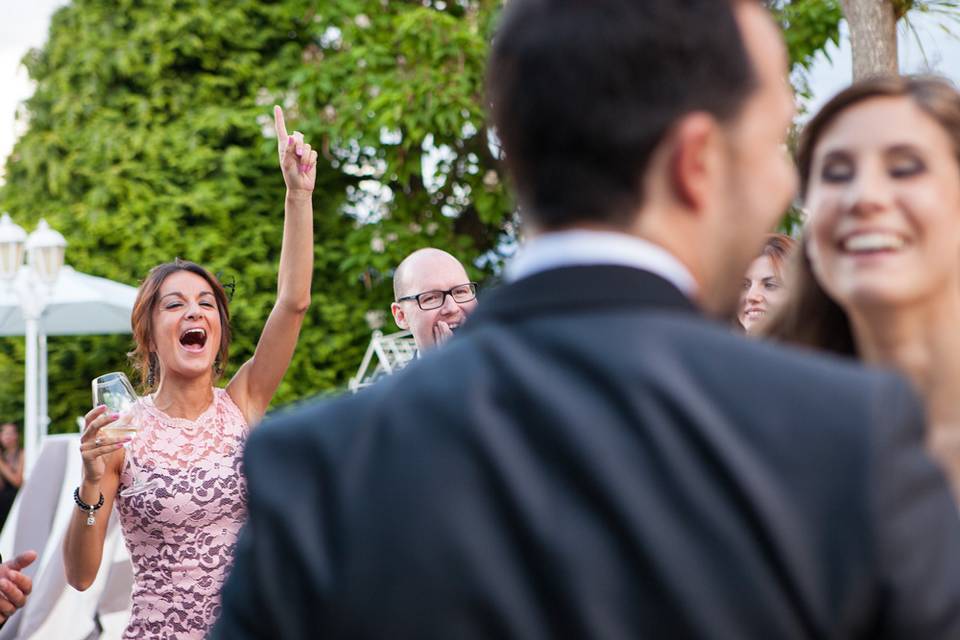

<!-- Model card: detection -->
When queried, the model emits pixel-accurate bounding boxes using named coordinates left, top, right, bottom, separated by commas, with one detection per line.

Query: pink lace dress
left=115, top=388, right=249, bottom=639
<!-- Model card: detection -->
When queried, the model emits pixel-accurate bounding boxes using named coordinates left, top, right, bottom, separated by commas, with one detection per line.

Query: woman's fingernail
left=287, top=135, right=294, bottom=144
left=110, top=412, right=120, bottom=419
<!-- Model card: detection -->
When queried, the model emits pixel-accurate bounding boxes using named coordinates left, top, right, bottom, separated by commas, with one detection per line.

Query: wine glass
left=92, top=372, right=158, bottom=497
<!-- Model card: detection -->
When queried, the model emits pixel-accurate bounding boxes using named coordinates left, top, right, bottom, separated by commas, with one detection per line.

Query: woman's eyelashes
left=163, top=300, right=216, bottom=310
left=821, top=156, right=854, bottom=182
left=889, top=156, right=925, bottom=178
left=741, top=279, right=781, bottom=292
left=819, top=150, right=927, bottom=183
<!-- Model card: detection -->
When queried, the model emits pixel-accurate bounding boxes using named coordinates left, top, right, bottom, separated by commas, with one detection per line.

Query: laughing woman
left=738, top=233, right=796, bottom=335
left=62, top=106, right=316, bottom=639
left=767, top=76, right=960, bottom=499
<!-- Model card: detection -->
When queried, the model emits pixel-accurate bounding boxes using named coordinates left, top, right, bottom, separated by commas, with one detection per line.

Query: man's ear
left=391, top=302, right=409, bottom=330
left=668, top=112, right=723, bottom=213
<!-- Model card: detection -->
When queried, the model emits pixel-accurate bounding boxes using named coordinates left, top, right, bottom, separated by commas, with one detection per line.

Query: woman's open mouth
left=179, top=328, right=208, bottom=353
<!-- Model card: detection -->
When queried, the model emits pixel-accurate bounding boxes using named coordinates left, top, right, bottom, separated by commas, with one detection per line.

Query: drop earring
left=147, top=353, right=158, bottom=387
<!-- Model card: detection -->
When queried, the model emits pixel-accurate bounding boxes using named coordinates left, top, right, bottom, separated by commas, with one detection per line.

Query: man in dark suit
left=213, top=1, right=960, bottom=638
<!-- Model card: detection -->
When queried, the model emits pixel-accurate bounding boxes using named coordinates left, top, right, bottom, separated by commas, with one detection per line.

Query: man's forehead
left=405, top=261, right=469, bottom=292
left=734, top=2, right=793, bottom=121
left=738, top=3, right=789, bottom=87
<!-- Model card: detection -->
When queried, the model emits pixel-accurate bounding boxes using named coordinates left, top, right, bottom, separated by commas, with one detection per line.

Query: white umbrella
left=0, top=265, right=138, bottom=471
left=0, top=266, right=137, bottom=336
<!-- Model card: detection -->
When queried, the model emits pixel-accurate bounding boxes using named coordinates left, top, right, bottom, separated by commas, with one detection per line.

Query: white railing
left=349, top=330, right=418, bottom=392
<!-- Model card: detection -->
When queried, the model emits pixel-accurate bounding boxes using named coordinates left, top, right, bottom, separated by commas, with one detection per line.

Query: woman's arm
left=62, top=406, right=128, bottom=591
left=228, top=106, right=315, bottom=426
left=0, top=451, right=24, bottom=489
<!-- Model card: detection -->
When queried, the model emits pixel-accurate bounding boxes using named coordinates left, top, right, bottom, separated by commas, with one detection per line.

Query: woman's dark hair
left=759, top=233, right=796, bottom=279
left=766, top=75, right=960, bottom=356
left=128, top=259, right=232, bottom=391
left=487, top=0, right=758, bottom=230
left=763, top=233, right=856, bottom=355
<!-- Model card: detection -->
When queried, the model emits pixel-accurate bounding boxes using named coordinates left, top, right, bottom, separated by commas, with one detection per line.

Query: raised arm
left=227, top=106, right=315, bottom=426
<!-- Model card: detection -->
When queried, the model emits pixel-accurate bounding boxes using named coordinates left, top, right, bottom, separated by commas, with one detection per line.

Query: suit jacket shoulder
left=222, top=267, right=960, bottom=639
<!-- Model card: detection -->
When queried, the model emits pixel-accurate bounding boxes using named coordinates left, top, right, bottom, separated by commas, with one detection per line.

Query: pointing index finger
left=274, top=105, right=288, bottom=141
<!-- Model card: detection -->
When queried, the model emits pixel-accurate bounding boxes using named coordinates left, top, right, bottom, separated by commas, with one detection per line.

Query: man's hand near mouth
left=433, top=321, right=456, bottom=347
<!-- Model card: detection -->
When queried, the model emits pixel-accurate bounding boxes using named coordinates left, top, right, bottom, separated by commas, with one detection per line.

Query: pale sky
left=1, top=2, right=959, bottom=185
left=0, top=0, right=69, bottom=184
left=800, top=12, right=960, bottom=116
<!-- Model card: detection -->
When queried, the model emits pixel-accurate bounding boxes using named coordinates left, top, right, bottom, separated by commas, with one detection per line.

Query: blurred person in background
left=0, top=423, right=23, bottom=529
left=738, top=233, right=796, bottom=334
left=767, top=75, right=960, bottom=500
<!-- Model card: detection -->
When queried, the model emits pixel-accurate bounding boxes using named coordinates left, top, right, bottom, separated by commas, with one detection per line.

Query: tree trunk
left=840, top=0, right=899, bottom=80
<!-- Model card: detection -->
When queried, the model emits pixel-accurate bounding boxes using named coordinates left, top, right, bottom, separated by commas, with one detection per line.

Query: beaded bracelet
left=73, top=487, right=104, bottom=526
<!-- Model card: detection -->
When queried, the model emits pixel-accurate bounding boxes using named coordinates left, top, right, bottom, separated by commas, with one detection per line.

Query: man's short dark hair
left=488, top=0, right=759, bottom=230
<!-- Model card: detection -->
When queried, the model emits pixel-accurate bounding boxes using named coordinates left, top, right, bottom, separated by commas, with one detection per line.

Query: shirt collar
left=505, top=229, right=698, bottom=297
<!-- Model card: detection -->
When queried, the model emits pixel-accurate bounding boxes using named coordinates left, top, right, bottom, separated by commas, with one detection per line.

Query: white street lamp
left=27, top=219, right=66, bottom=284
left=0, top=214, right=26, bottom=282
left=0, top=215, right=67, bottom=473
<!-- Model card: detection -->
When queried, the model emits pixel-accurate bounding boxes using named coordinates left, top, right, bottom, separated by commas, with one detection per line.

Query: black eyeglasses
left=397, top=283, right=478, bottom=310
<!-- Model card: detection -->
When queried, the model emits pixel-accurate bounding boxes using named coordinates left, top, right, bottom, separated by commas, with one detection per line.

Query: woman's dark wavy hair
left=765, top=75, right=960, bottom=356
left=128, top=259, right=232, bottom=392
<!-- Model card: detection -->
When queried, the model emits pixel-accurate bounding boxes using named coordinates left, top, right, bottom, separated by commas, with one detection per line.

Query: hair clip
left=216, top=272, right=237, bottom=302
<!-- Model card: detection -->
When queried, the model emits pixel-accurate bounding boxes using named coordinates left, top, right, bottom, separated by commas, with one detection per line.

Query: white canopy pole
left=39, top=330, right=49, bottom=438
left=24, top=311, right=39, bottom=473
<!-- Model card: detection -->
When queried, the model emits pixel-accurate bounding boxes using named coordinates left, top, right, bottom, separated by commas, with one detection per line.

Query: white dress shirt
left=505, top=230, right=698, bottom=298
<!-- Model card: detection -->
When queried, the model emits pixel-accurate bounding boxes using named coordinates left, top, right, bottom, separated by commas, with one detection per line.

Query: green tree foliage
left=768, top=0, right=844, bottom=233
left=771, top=0, right=844, bottom=76
left=0, top=0, right=510, bottom=433
left=283, top=0, right=512, bottom=308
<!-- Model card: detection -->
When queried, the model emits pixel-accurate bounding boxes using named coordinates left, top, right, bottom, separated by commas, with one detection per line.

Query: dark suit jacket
left=213, top=266, right=960, bottom=639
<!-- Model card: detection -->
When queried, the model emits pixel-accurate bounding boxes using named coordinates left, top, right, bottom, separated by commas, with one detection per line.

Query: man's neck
left=507, top=227, right=698, bottom=298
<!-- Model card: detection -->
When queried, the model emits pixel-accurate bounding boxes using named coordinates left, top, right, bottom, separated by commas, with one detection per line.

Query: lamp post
left=0, top=214, right=67, bottom=472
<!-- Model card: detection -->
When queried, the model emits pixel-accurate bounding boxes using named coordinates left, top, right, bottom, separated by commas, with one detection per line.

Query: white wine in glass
left=91, top=372, right=158, bottom=497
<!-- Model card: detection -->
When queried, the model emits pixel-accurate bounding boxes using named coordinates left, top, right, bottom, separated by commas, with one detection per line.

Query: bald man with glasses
left=390, top=248, right=479, bottom=352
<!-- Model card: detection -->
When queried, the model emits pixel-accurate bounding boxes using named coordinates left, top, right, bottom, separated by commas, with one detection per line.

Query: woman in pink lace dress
left=62, top=106, right=316, bottom=639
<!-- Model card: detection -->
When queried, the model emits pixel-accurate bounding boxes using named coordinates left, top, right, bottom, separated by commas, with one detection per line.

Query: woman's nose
left=844, top=161, right=894, bottom=218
